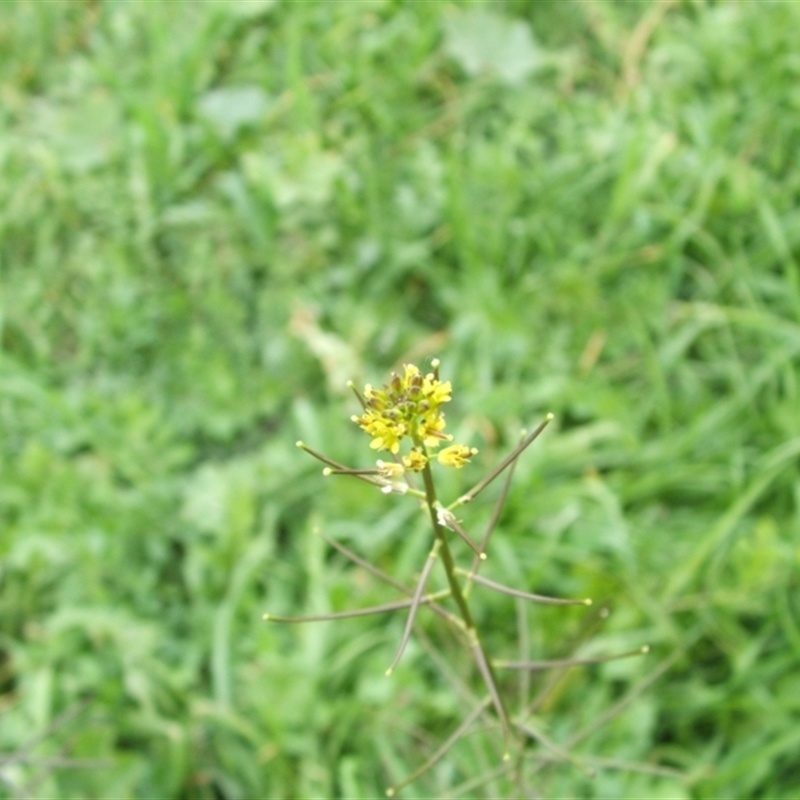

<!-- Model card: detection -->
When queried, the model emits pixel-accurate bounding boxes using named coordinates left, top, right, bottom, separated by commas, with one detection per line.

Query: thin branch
left=323, top=467, right=381, bottom=476
left=456, top=414, right=554, bottom=506
left=516, top=598, right=532, bottom=723
left=468, top=445, right=518, bottom=582
left=322, top=533, right=410, bottom=594
left=441, top=761, right=515, bottom=800
left=555, top=754, right=684, bottom=779
left=456, top=569, right=591, bottom=607
left=263, top=593, right=450, bottom=623
left=414, top=624, right=481, bottom=706
left=386, top=697, right=492, bottom=797
left=437, top=507, right=486, bottom=559
left=495, top=645, right=649, bottom=671
left=321, top=533, right=462, bottom=629
left=524, top=605, right=613, bottom=717
left=522, top=635, right=701, bottom=788
left=347, top=380, right=368, bottom=410
left=386, top=542, right=441, bottom=676
left=470, top=633, right=512, bottom=760
left=563, top=636, right=697, bottom=751
left=296, top=441, right=383, bottom=487
left=514, top=720, right=595, bottom=779
left=524, top=747, right=686, bottom=785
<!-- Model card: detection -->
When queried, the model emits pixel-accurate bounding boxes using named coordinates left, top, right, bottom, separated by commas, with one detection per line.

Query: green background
left=2, top=1, right=799, bottom=797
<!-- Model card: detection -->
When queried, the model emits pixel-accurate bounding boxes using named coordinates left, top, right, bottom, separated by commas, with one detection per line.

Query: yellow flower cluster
left=352, top=362, right=477, bottom=470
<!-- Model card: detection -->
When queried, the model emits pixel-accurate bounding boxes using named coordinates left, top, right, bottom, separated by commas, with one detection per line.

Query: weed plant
left=269, top=360, right=655, bottom=796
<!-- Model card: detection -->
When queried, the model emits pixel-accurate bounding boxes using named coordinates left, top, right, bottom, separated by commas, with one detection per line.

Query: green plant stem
left=418, top=453, right=512, bottom=752
left=419, top=459, right=473, bottom=625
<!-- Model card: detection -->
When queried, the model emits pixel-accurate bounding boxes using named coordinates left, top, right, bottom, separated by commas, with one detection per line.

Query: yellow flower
left=437, top=444, right=478, bottom=469
left=351, top=410, right=407, bottom=454
left=421, top=375, right=452, bottom=407
left=376, top=460, right=405, bottom=479
left=402, top=448, right=428, bottom=472
left=417, top=413, right=452, bottom=449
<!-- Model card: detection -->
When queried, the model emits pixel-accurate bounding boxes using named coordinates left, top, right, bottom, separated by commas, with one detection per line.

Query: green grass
left=2, top=0, right=800, bottom=797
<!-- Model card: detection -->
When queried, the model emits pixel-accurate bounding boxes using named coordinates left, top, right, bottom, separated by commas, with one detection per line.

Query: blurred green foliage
left=1, top=0, right=799, bottom=797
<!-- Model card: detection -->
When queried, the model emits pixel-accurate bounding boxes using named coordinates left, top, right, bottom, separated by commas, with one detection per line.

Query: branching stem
left=418, top=447, right=512, bottom=755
